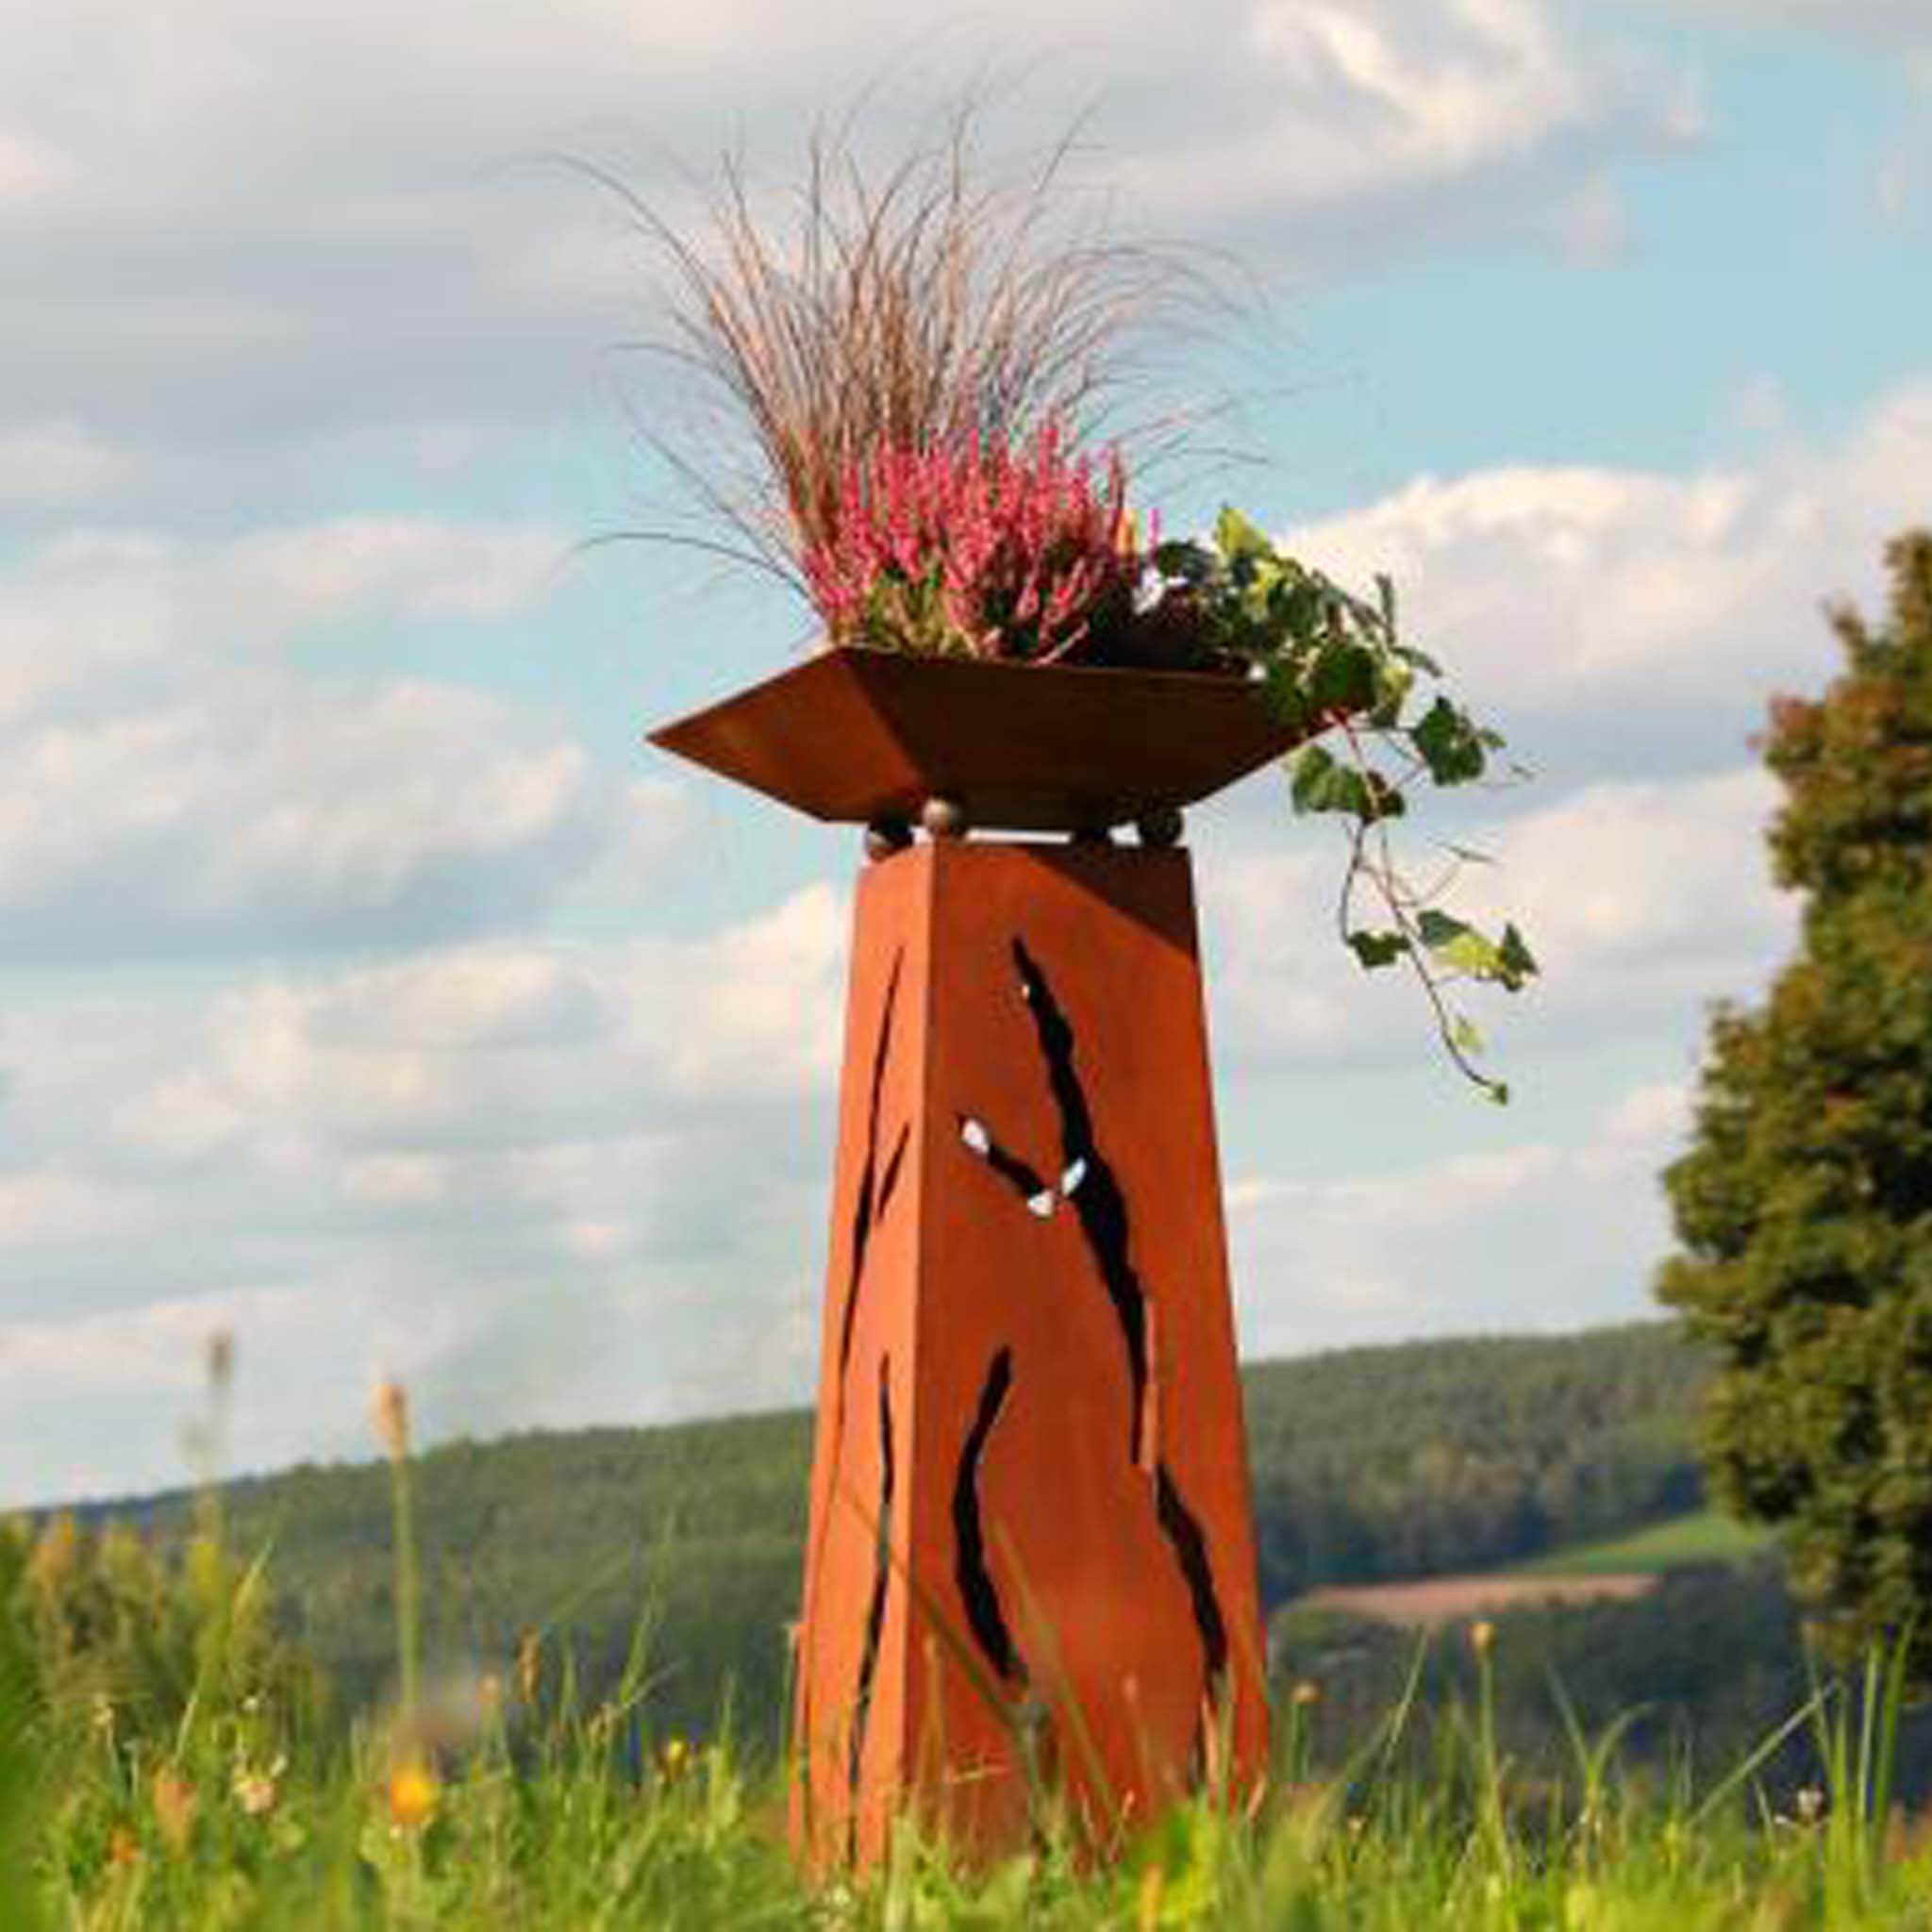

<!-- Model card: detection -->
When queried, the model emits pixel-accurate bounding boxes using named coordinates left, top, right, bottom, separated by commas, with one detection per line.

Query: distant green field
left=1512, top=1508, right=1770, bottom=1576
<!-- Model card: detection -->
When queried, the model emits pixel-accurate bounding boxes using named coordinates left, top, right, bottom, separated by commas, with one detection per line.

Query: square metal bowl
left=647, top=647, right=1306, bottom=832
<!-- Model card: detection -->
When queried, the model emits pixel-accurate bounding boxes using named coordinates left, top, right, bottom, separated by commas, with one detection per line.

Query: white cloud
left=0, top=0, right=1689, bottom=477
left=339, top=1152, right=454, bottom=1208
left=159, top=882, right=844, bottom=1150
left=1583, top=1078, right=1690, bottom=1175
left=1229, top=1076, right=1690, bottom=1355
left=0, top=874, right=850, bottom=1497
left=1283, top=380, right=1932, bottom=758
left=648, top=883, right=849, bottom=1100
left=0, top=1274, right=497, bottom=1507
left=0, top=515, right=566, bottom=726
left=0, top=518, right=638, bottom=958
left=1200, top=763, right=1791, bottom=1075
left=0, top=675, right=607, bottom=957
left=0, top=421, right=122, bottom=507
left=0, top=881, right=843, bottom=1314
left=211, top=518, right=564, bottom=631
left=1123, top=0, right=1601, bottom=217
left=0, top=1166, right=152, bottom=1249
left=1095, top=1, right=1682, bottom=224
left=0, top=1286, right=331, bottom=1401
left=1469, top=768, right=1791, bottom=999
left=111, top=1072, right=251, bottom=1162
left=5, top=515, right=566, bottom=675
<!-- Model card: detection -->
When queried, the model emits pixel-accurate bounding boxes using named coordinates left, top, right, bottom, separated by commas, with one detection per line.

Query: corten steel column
left=791, top=839, right=1267, bottom=1867
left=651, top=649, right=1288, bottom=1869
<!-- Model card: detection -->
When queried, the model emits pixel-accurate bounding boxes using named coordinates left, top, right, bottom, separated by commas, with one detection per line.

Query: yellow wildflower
left=386, top=1760, right=439, bottom=1832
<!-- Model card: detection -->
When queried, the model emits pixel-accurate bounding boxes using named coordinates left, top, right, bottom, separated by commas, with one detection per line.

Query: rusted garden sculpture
left=628, top=106, right=1532, bottom=1874
left=654, top=652, right=1288, bottom=1864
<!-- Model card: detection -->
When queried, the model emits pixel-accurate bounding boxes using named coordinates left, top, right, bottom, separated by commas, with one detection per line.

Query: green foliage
left=0, top=1564, right=47, bottom=1932
left=1242, top=1326, right=1708, bottom=1602
left=1155, top=510, right=1536, bottom=1098
left=17, top=1549, right=1932, bottom=1927
left=1272, top=1563, right=1818, bottom=1791
left=1, top=1504, right=331, bottom=1930
left=0, top=1511, right=322, bottom=1761
left=26, top=1324, right=1932, bottom=1923
left=80, top=1326, right=1710, bottom=1765
left=1517, top=1509, right=1772, bottom=1577
left=1658, top=530, right=1932, bottom=1674
left=135, top=1411, right=815, bottom=1752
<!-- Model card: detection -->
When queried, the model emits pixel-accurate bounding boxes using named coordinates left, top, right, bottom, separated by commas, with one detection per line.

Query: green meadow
left=1518, top=1511, right=1774, bottom=1579
left=7, top=1513, right=1932, bottom=1930
left=7, top=1324, right=1930, bottom=1928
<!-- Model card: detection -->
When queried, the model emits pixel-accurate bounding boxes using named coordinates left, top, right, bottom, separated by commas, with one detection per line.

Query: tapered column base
left=791, top=841, right=1268, bottom=1870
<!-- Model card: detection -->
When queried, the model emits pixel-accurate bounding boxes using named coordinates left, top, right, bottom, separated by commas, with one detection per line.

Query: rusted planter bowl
left=647, top=645, right=1305, bottom=833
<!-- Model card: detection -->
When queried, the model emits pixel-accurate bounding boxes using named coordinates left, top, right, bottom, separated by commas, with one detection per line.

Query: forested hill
left=81, top=1322, right=1710, bottom=1739
left=1242, top=1325, right=1709, bottom=1598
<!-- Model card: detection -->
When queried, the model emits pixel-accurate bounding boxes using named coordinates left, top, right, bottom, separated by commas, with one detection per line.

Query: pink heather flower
left=798, top=422, right=1148, bottom=662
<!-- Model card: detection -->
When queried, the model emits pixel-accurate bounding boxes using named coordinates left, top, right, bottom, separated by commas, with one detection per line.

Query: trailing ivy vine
left=1152, top=509, right=1538, bottom=1100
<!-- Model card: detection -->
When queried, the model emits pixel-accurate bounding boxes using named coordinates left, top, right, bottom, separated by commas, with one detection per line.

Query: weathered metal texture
left=647, top=646, right=1304, bottom=833
left=791, top=841, right=1269, bottom=1871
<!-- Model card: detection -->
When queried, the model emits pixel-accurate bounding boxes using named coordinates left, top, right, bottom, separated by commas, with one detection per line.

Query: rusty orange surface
left=647, top=647, right=1306, bottom=833
left=791, top=841, right=1269, bottom=1872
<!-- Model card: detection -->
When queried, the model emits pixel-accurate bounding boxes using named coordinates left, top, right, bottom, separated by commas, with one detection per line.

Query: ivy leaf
left=1367, top=660, right=1414, bottom=729
left=1271, top=574, right=1322, bottom=643
left=1410, top=698, right=1489, bottom=785
left=1289, top=743, right=1348, bottom=813
left=1262, top=659, right=1320, bottom=735
left=1139, top=503, right=1534, bottom=1099
left=1289, top=747, right=1404, bottom=820
left=1310, top=642, right=1380, bottom=718
left=1497, top=923, right=1540, bottom=989
left=1361, top=772, right=1407, bottom=821
left=1416, top=909, right=1503, bottom=976
left=1416, top=911, right=1538, bottom=991
left=1214, top=506, right=1272, bottom=566
left=1346, top=929, right=1410, bottom=970
left=1153, top=540, right=1214, bottom=584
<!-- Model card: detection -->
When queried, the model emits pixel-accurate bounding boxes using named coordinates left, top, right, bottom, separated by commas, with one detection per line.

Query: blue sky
left=1, top=0, right=1927, bottom=1505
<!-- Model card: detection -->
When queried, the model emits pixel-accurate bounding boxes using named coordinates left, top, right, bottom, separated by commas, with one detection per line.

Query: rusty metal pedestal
left=791, top=839, right=1269, bottom=1869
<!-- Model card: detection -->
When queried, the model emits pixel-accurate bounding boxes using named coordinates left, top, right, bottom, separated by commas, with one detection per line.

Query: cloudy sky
left=2, top=0, right=1927, bottom=1506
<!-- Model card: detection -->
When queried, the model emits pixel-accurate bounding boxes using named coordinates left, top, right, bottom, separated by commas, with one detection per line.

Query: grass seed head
left=151, top=1771, right=197, bottom=1855
left=370, top=1380, right=411, bottom=1464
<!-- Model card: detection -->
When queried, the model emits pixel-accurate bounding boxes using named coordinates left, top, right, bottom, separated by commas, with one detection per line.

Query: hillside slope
left=82, top=1322, right=1712, bottom=1740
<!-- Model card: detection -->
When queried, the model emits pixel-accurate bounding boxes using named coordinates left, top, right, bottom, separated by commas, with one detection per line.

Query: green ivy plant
left=1151, top=508, right=1538, bottom=1101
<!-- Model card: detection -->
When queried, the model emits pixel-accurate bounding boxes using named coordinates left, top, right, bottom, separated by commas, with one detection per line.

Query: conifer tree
left=1660, top=529, right=1932, bottom=1664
